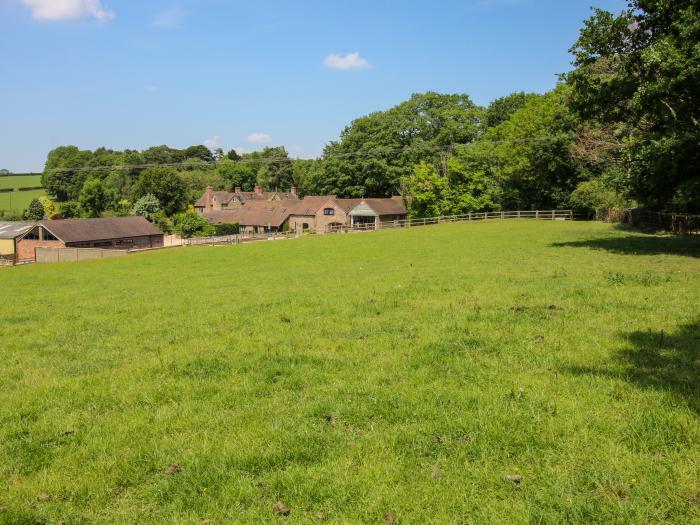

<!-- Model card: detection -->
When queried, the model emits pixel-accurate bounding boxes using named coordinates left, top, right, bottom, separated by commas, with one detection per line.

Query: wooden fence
left=622, top=209, right=700, bottom=235
left=327, top=209, right=574, bottom=233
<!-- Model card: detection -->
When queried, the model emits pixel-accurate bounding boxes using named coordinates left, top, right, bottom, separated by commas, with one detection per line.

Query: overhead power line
left=24, top=134, right=590, bottom=175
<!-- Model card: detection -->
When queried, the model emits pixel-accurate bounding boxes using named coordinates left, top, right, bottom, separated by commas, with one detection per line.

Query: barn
left=15, top=216, right=164, bottom=262
left=0, top=221, right=35, bottom=264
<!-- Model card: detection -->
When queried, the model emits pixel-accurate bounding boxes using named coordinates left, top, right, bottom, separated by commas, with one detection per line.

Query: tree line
left=7, top=1, right=698, bottom=226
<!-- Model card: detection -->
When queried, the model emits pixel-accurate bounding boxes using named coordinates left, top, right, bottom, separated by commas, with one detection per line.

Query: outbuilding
left=15, top=216, right=164, bottom=261
left=0, top=221, right=35, bottom=263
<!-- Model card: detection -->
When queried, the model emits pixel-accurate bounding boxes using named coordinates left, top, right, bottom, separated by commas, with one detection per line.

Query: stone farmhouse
left=195, top=186, right=407, bottom=234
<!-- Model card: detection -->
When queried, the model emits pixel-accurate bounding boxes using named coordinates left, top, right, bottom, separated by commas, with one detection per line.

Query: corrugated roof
left=0, top=221, right=35, bottom=239
left=39, top=216, right=162, bottom=243
left=361, top=197, right=407, bottom=216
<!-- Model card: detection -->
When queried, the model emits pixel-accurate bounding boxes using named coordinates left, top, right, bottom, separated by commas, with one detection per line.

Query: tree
left=484, top=85, right=583, bottom=209
left=485, top=92, right=539, bottom=128
left=172, top=210, right=214, bottom=238
left=131, top=194, right=162, bottom=222
left=183, top=145, right=213, bottom=162
left=79, top=178, right=109, bottom=217
left=42, top=146, right=93, bottom=201
left=226, top=149, right=241, bottom=161
left=566, top=1, right=700, bottom=210
left=132, top=167, right=186, bottom=215
left=58, top=201, right=81, bottom=219
left=217, top=160, right=257, bottom=192
left=24, top=199, right=45, bottom=220
left=245, top=146, right=294, bottom=191
left=38, top=196, right=57, bottom=219
left=319, top=92, right=484, bottom=197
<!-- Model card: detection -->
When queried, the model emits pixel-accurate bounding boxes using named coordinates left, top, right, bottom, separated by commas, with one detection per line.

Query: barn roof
left=38, top=216, right=162, bottom=243
left=0, top=221, right=35, bottom=239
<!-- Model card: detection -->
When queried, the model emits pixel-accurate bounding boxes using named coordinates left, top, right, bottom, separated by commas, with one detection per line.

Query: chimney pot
left=234, top=186, right=241, bottom=193
left=291, top=186, right=297, bottom=197
left=255, top=184, right=262, bottom=195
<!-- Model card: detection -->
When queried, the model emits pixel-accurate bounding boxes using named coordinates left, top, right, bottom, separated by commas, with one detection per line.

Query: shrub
left=23, top=199, right=44, bottom=220
left=172, top=211, right=214, bottom=238
left=214, top=222, right=239, bottom=236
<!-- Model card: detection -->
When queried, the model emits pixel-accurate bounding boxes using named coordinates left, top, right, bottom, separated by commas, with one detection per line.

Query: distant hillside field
left=0, top=174, right=46, bottom=212
left=0, top=221, right=698, bottom=523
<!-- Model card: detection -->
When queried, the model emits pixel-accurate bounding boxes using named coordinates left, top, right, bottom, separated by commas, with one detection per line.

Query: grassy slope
left=0, top=175, right=45, bottom=212
left=0, top=221, right=698, bottom=524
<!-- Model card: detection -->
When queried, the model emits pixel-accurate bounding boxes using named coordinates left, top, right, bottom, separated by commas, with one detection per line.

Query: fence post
left=501, top=211, right=505, bottom=220
left=551, top=210, right=555, bottom=220
left=536, top=210, right=539, bottom=220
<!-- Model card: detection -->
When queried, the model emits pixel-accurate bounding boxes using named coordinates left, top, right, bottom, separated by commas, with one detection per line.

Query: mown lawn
left=0, top=221, right=698, bottom=524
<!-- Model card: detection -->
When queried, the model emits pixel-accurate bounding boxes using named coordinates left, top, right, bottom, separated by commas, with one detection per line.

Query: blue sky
left=0, top=0, right=627, bottom=172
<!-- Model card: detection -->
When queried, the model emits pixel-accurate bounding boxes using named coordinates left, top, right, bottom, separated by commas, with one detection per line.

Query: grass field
left=0, top=221, right=698, bottom=524
left=0, top=175, right=46, bottom=213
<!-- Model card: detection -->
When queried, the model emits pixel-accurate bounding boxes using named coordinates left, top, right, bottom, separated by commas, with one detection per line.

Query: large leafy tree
left=567, top=1, right=700, bottom=210
left=485, top=92, right=539, bottom=128
left=132, top=167, right=186, bottom=215
left=245, top=147, right=294, bottom=191
left=319, top=92, right=484, bottom=197
left=42, top=146, right=93, bottom=201
left=78, top=178, right=109, bottom=218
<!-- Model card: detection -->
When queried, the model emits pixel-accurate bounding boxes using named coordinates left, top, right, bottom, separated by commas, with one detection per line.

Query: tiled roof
left=203, top=201, right=297, bottom=228
left=39, top=216, right=162, bottom=243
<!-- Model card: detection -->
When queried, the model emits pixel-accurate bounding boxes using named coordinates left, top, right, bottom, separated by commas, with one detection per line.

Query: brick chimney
left=254, top=184, right=263, bottom=195
left=205, top=186, right=214, bottom=212
left=290, top=186, right=297, bottom=197
left=234, top=186, right=241, bottom=194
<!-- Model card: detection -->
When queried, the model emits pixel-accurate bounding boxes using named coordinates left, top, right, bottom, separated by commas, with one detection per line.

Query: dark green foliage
left=247, top=146, right=294, bottom=191
left=567, top=1, right=700, bottom=210
left=58, top=201, right=81, bottom=219
left=172, top=210, right=214, bottom=238
left=316, top=92, right=483, bottom=197
left=214, top=222, right=240, bottom=235
left=217, top=160, right=257, bottom=192
left=23, top=198, right=44, bottom=220
left=226, top=149, right=241, bottom=161
left=78, top=178, right=109, bottom=218
left=132, top=167, right=186, bottom=216
left=485, top=92, right=539, bottom=128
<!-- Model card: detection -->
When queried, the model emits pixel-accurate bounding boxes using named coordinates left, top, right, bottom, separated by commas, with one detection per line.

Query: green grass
left=0, top=175, right=46, bottom=213
left=0, top=221, right=698, bottom=524
left=0, top=175, right=43, bottom=190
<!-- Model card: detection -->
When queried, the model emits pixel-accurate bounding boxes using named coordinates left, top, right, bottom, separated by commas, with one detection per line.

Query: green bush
left=172, top=211, right=214, bottom=238
left=214, top=222, right=239, bottom=236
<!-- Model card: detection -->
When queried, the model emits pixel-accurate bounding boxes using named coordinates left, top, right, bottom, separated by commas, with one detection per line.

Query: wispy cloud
left=144, top=84, right=159, bottom=92
left=324, top=52, right=370, bottom=71
left=247, top=133, right=272, bottom=143
left=153, top=6, right=186, bottom=28
left=19, top=0, right=114, bottom=21
left=203, top=135, right=220, bottom=150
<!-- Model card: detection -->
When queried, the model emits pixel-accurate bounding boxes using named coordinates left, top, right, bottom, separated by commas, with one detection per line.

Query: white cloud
left=203, top=135, right=220, bottom=150
left=19, top=0, right=114, bottom=21
left=153, top=6, right=186, bottom=28
left=323, top=52, right=370, bottom=71
left=247, top=133, right=272, bottom=143
left=233, top=147, right=248, bottom=155
left=145, top=84, right=159, bottom=92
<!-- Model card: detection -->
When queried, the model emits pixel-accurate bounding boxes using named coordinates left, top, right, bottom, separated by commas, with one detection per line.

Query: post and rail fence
left=327, top=209, right=574, bottom=234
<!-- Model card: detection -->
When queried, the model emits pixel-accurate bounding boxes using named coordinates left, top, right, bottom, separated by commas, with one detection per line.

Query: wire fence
left=621, top=209, right=700, bottom=235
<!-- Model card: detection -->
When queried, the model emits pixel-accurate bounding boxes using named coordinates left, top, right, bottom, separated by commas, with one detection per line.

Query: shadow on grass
left=564, top=321, right=700, bottom=416
left=552, top=232, right=700, bottom=258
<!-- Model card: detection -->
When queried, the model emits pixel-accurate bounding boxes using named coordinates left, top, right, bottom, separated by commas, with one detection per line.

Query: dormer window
left=323, top=208, right=335, bottom=216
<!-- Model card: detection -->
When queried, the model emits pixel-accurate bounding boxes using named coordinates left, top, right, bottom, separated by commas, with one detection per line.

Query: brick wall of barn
left=17, top=239, right=65, bottom=261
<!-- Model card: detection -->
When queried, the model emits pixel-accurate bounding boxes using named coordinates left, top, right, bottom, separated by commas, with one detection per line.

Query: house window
left=323, top=208, right=335, bottom=216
